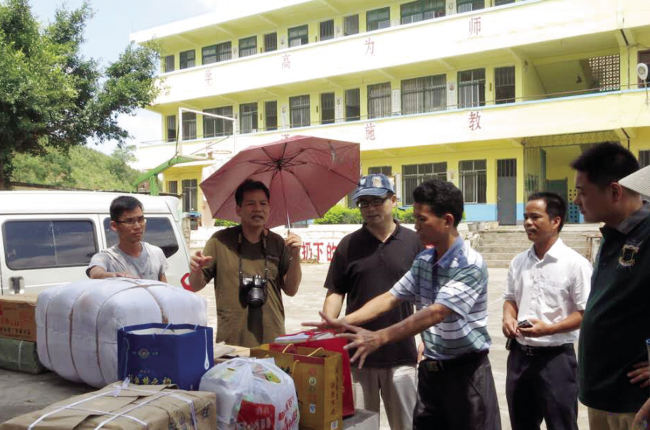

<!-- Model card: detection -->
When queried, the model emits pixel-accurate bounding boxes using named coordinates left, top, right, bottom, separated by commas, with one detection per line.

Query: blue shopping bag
left=117, top=323, right=213, bottom=390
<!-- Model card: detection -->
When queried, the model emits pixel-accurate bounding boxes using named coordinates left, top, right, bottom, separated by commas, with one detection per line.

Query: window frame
left=288, top=25, right=309, bottom=47
left=216, top=41, right=232, bottom=62
left=639, top=150, right=650, bottom=168
left=181, top=112, right=197, bottom=140
left=458, top=68, right=486, bottom=108
left=182, top=179, right=198, bottom=212
left=164, top=55, right=175, bottom=72
left=320, top=92, right=335, bottom=125
left=264, top=33, right=277, bottom=52
left=320, top=19, right=334, bottom=41
left=400, top=0, right=445, bottom=24
left=344, top=14, right=359, bottom=36
left=203, top=106, right=233, bottom=138
left=3, top=219, right=98, bottom=270
left=167, top=180, right=178, bottom=195
left=239, top=102, right=258, bottom=134
left=495, top=66, right=516, bottom=104
left=401, top=74, right=447, bottom=114
left=265, top=101, right=278, bottom=131
left=239, top=36, right=257, bottom=58
left=367, top=7, right=391, bottom=31
left=202, top=45, right=217, bottom=65
left=457, top=0, right=485, bottom=13
left=166, top=115, right=177, bottom=142
left=402, top=163, right=447, bottom=205
left=367, top=82, right=392, bottom=119
left=290, top=95, right=311, bottom=128
left=459, top=159, right=487, bottom=204
left=345, top=88, right=361, bottom=121
left=179, top=49, right=195, bottom=69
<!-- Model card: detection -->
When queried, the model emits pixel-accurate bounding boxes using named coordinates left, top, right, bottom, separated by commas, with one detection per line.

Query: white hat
left=619, top=165, right=650, bottom=197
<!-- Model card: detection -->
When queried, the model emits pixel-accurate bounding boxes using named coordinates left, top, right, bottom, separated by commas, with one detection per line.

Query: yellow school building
left=132, top=0, right=650, bottom=225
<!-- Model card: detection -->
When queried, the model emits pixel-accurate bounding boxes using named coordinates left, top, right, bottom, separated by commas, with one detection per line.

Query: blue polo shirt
left=390, top=236, right=491, bottom=360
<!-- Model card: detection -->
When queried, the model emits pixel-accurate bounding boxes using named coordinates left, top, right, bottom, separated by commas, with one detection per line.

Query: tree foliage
left=0, top=0, right=160, bottom=189
left=12, top=144, right=139, bottom=191
left=313, top=206, right=415, bottom=224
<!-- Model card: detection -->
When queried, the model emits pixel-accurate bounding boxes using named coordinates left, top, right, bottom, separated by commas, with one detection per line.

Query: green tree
left=0, top=0, right=160, bottom=189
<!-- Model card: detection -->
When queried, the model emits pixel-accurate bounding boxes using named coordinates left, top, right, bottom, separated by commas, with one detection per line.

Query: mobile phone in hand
left=518, top=320, right=533, bottom=328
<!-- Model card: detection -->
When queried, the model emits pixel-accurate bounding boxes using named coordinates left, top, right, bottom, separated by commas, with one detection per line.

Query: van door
left=101, top=215, right=188, bottom=287
left=0, top=215, right=101, bottom=295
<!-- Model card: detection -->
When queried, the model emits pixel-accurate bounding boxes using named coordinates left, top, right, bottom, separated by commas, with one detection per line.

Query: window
left=457, top=0, right=484, bottom=13
left=639, top=50, right=650, bottom=86
left=320, top=20, right=334, bottom=41
left=239, top=36, right=257, bottom=58
left=4, top=220, right=97, bottom=270
left=495, top=66, right=515, bottom=104
left=166, top=115, right=176, bottom=142
left=586, top=54, right=620, bottom=92
left=401, top=0, right=445, bottom=24
left=182, top=179, right=198, bottom=212
left=179, top=50, right=195, bottom=69
left=401, top=74, right=446, bottom=114
left=264, top=33, right=277, bottom=52
left=290, top=95, right=310, bottom=128
left=202, top=45, right=217, bottom=64
left=265, top=101, right=278, bottom=131
left=458, top=68, right=486, bottom=108
left=495, top=0, right=514, bottom=5
left=344, top=15, right=359, bottom=36
left=321, top=93, right=335, bottom=124
left=239, top=103, right=258, bottom=134
left=182, top=112, right=196, bottom=140
left=167, top=181, right=178, bottom=194
left=203, top=106, right=233, bottom=137
left=368, top=166, right=392, bottom=175
left=639, top=150, right=650, bottom=168
left=164, top=55, right=174, bottom=72
left=368, top=82, right=391, bottom=119
left=402, top=163, right=447, bottom=205
left=217, top=42, right=232, bottom=62
left=104, top=217, right=179, bottom=258
left=367, top=7, right=390, bottom=31
left=345, top=88, right=361, bottom=121
left=459, top=160, right=487, bottom=204
left=289, top=25, right=308, bottom=47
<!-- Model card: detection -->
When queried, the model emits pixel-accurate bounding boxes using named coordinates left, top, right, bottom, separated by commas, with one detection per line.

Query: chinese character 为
left=282, top=54, right=290, bottom=70
left=364, top=38, right=375, bottom=55
left=365, top=123, right=376, bottom=140
left=469, top=17, right=481, bottom=36
left=204, top=69, right=213, bottom=85
left=469, top=111, right=481, bottom=130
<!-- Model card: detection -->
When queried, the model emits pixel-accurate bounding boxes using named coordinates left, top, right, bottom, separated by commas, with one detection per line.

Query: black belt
left=420, top=351, right=488, bottom=372
left=513, top=341, right=574, bottom=356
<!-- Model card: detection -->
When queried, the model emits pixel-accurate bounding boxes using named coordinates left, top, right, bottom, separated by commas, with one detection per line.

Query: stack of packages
left=0, top=294, right=45, bottom=374
left=1, top=278, right=219, bottom=429
left=249, top=330, right=355, bottom=430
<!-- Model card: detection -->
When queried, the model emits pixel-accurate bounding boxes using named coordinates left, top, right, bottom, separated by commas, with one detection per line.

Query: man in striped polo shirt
left=308, top=179, right=501, bottom=430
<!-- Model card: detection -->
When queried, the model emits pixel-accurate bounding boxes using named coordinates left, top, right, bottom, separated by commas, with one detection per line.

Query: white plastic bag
left=200, top=357, right=299, bottom=430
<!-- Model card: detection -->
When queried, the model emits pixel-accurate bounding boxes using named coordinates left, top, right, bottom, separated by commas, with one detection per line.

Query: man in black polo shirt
left=321, top=174, right=423, bottom=430
left=571, top=143, right=650, bottom=429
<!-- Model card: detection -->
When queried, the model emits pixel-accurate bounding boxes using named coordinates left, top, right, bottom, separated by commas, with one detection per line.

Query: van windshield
left=103, top=217, right=179, bottom=258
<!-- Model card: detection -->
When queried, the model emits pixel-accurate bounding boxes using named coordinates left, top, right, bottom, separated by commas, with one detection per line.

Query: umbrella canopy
left=201, top=135, right=360, bottom=228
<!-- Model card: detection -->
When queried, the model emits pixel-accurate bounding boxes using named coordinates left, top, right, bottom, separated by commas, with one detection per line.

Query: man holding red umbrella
left=188, top=179, right=303, bottom=347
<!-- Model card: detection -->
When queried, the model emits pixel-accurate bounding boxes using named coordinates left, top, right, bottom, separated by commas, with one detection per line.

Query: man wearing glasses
left=320, top=174, right=423, bottom=430
left=87, top=195, right=168, bottom=281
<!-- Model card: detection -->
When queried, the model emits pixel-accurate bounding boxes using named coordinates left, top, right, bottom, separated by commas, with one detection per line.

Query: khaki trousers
left=588, top=407, right=644, bottom=430
left=351, top=365, right=417, bottom=430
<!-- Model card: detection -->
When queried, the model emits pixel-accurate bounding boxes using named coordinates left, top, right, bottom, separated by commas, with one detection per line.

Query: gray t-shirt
left=86, top=242, right=168, bottom=281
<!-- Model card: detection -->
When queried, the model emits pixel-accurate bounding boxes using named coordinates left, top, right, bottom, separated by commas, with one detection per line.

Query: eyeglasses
left=115, top=216, right=147, bottom=226
left=356, top=197, right=389, bottom=208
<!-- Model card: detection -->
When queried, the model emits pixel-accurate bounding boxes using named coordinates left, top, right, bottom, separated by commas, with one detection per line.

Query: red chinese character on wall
left=364, top=38, right=375, bottom=56
left=204, top=69, right=213, bottom=85
left=365, top=123, right=376, bottom=140
left=469, top=17, right=481, bottom=36
left=468, top=111, right=482, bottom=131
left=282, top=54, right=291, bottom=70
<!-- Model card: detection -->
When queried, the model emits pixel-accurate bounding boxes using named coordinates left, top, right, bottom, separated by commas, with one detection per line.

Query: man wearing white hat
left=571, top=143, right=650, bottom=430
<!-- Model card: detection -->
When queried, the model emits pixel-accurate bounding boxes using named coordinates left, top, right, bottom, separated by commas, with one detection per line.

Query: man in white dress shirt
left=502, top=191, right=592, bottom=430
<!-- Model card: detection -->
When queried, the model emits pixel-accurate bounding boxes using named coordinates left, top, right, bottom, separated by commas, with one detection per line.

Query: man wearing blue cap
left=320, top=174, right=423, bottom=430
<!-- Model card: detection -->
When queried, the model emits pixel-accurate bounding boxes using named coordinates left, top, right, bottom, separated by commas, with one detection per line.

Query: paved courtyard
left=0, top=264, right=589, bottom=429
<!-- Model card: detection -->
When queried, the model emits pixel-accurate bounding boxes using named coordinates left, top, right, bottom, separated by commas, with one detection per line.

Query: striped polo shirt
left=390, top=235, right=491, bottom=360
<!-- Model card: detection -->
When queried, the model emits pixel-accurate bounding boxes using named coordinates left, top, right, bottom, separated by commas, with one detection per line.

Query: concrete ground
left=0, top=265, right=589, bottom=429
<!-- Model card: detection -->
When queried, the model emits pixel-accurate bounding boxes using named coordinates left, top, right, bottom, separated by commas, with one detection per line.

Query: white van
left=0, top=191, right=190, bottom=295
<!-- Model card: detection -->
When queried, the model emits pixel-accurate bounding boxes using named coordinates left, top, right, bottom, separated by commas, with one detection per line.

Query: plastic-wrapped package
left=36, top=278, right=207, bottom=387
left=200, top=357, right=299, bottom=430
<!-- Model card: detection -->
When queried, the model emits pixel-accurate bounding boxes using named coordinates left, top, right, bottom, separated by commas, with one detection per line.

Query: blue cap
left=351, top=174, right=395, bottom=201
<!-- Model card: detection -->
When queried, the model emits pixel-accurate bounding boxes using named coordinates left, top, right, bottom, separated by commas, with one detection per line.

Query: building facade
left=132, top=0, right=650, bottom=224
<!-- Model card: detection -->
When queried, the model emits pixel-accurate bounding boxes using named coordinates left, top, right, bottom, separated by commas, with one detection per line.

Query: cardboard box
left=0, top=295, right=37, bottom=342
left=0, top=383, right=217, bottom=430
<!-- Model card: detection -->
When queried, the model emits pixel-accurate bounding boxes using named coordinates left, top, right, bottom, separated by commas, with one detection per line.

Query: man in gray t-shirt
left=87, top=196, right=168, bottom=281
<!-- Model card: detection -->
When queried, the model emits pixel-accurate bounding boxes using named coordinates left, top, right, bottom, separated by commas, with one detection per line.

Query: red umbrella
left=201, top=135, right=360, bottom=228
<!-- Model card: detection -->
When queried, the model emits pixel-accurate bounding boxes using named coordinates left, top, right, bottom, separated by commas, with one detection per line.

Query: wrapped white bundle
left=37, top=278, right=207, bottom=387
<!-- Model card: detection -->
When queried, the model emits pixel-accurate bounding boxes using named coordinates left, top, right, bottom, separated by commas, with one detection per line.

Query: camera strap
left=237, top=228, right=269, bottom=284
